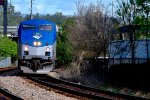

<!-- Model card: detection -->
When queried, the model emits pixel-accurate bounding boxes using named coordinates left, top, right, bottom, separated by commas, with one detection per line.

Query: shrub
left=56, top=21, right=73, bottom=65
left=0, top=36, right=17, bottom=57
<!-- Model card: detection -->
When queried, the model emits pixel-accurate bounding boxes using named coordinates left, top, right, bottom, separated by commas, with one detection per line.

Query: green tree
left=116, top=0, right=137, bottom=25
left=56, top=18, right=74, bottom=65
left=134, top=0, right=150, bottom=25
left=116, top=0, right=149, bottom=25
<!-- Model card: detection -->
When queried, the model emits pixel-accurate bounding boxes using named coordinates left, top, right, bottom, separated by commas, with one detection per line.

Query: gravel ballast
left=0, top=76, right=78, bottom=100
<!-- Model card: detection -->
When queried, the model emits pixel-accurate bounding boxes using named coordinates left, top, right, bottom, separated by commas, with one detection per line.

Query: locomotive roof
left=20, top=19, right=55, bottom=25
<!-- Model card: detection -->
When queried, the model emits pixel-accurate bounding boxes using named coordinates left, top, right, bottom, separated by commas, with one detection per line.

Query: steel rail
left=0, top=87, right=22, bottom=100
left=0, top=68, right=23, bottom=100
left=26, top=75, right=149, bottom=100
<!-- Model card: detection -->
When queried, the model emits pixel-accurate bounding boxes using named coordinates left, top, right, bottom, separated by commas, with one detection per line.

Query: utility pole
left=146, top=2, right=149, bottom=63
left=30, top=0, right=33, bottom=19
left=3, top=0, right=8, bottom=35
left=112, top=0, right=113, bottom=18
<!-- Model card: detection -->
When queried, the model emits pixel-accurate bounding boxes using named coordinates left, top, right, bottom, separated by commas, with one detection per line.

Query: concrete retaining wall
left=0, top=57, right=11, bottom=68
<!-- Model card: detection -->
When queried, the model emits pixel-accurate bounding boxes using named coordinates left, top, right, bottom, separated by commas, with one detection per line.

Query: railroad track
left=26, top=74, right=149, bottom=100
left=0, top=67, right=23, bottom=100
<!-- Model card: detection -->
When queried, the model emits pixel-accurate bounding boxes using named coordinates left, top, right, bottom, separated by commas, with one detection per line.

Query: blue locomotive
left=18, top=19, right=57, bottom=74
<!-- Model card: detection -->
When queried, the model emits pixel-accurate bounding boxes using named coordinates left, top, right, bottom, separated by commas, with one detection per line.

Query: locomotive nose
left=18, top=19, right=56, bottom=74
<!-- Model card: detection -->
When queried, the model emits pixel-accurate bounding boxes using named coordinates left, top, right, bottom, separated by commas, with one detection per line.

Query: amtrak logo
left=33, top=32, right=42, bottom=39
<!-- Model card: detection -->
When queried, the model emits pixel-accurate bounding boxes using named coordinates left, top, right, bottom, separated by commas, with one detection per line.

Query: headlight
left=33, top=42, right=37, bottom=46
left=33, top=42, right=41, bottom=46
left=46, top=47, right=50, bottom=51
left=37, top=42, right=42, bottom=46
left=24, top=46, right=28, bottom=51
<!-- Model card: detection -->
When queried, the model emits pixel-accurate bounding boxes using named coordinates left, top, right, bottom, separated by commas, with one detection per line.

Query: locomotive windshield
left=22, top=25, right=36, bottom=30
left=39, top=25, right=52, bottom=31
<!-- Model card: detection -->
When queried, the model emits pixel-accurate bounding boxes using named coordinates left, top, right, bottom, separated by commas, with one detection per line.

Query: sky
left=11, top=0, right=117, bottom=15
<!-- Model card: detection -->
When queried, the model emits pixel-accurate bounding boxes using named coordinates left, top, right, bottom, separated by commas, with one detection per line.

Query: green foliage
left=116, top=0, right=150, bottom=40
left=0, top=36, right=17, bottom=57
left=56, top=18, right=74, bottom=65
left=116, top=0, right=149, bottom=25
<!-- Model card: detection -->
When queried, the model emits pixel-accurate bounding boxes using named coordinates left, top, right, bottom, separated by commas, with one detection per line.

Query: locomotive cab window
left=39, top=25, right=52, bottom=31
left=22, top=25, right=36, bottom=30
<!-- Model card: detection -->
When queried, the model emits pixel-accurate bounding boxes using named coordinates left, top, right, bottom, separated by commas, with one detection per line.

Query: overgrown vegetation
left=0, top=36, right=17, bottom=57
